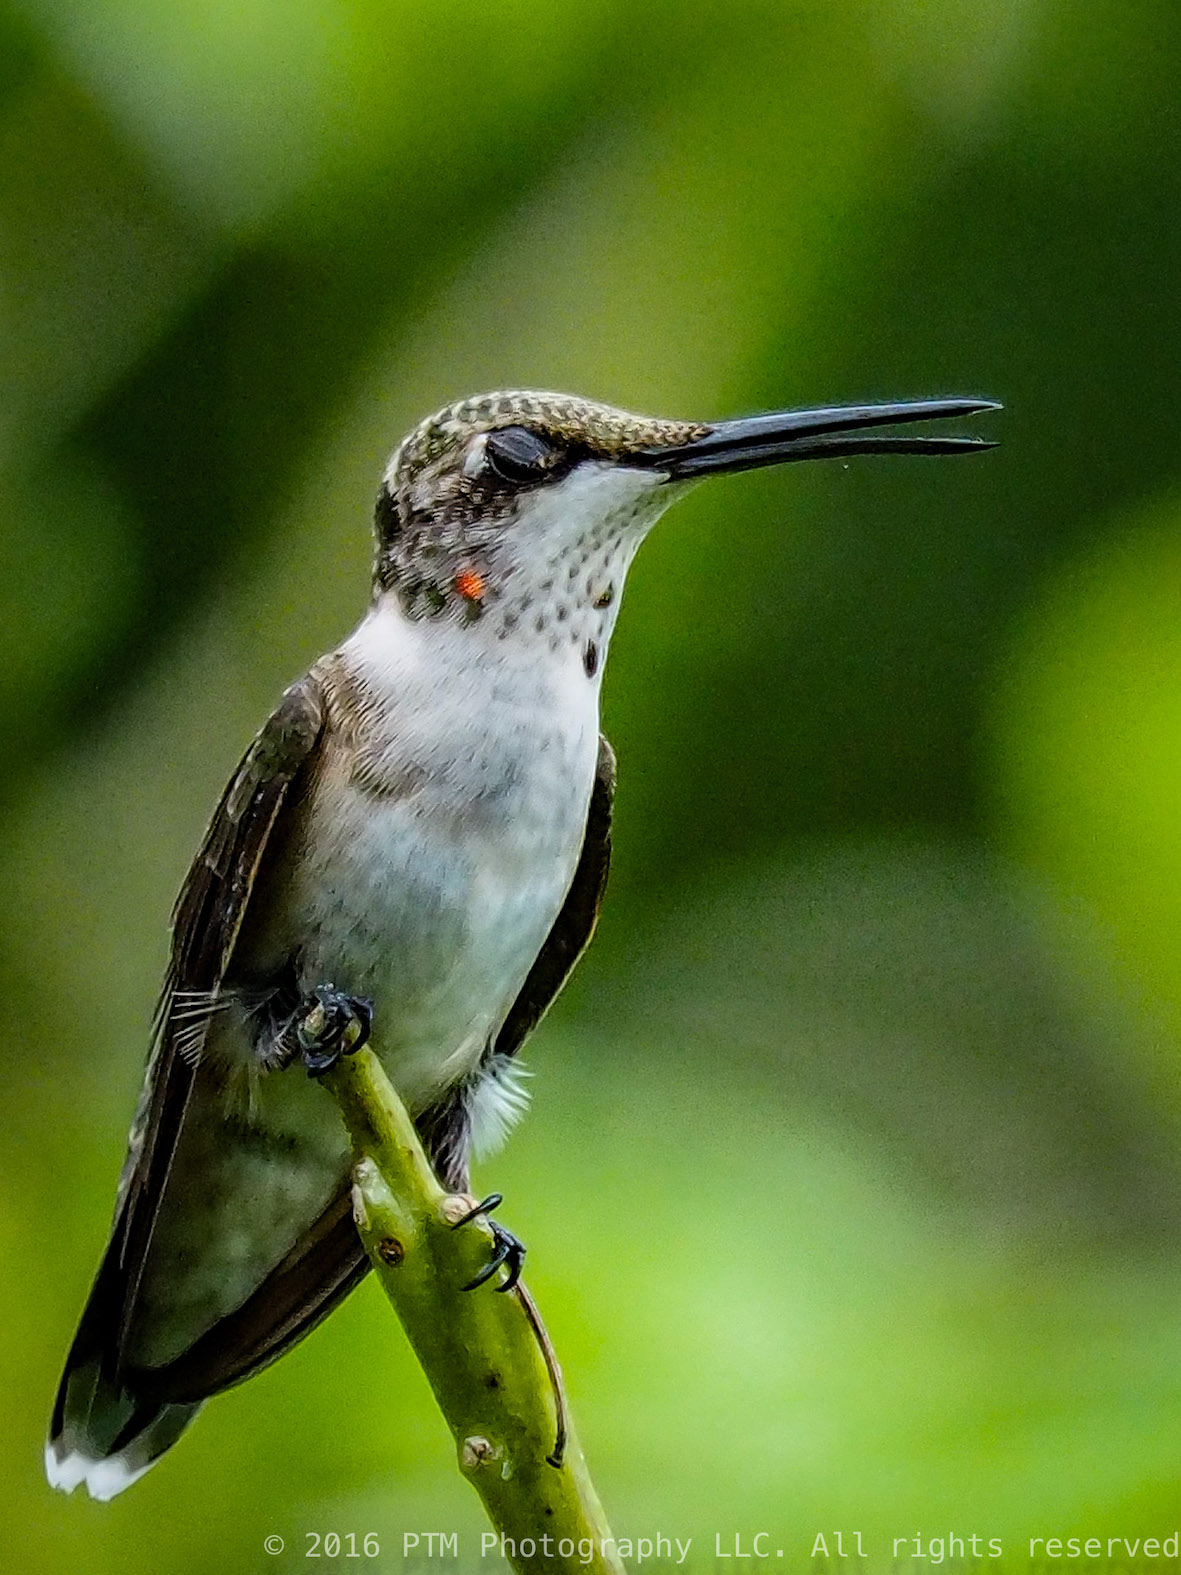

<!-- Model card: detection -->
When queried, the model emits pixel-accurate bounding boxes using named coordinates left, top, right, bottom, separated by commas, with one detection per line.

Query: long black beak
left=629, top=397, right=1001, bottom=479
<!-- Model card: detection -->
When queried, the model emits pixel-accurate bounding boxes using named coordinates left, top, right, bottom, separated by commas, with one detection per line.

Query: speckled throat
left=371, top=390, right=709, bottom=623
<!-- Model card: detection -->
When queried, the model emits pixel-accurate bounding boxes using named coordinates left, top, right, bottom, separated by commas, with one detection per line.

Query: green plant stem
left=321, top=1048, right=625, bottom=1575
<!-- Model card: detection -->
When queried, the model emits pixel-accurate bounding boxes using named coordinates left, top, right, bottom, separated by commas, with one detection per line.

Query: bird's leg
left=420, top=1090, right=526, bottom=1292
left=448, top=1194, right=566, bottom=1465
left=425, top=1112, right=566, bottom=1463
left=450, top=1192, right=527, bottom=1294
left=284, top=985, right=374, bottom=1077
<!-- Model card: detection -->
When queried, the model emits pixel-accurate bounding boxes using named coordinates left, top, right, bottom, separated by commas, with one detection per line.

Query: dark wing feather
left=493, top=733, right=616, bottom=1059
left=129, top=1189, right=368, bottom=1405
left=111, top=674, right=327, bottom=1363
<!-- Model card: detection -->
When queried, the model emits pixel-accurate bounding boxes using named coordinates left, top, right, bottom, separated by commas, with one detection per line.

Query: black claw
left=296, top=986, right=374, bottom=1078
left=350, top=996, right=374, bottom=1047
left=453, top=1196, right=526, bottom=1292
left=450, top=1192, right=504, bottom=1230
left=462, top=1235, right=513, bottom=1293
left=496, top=1235, right=525, bottom=1294
left=302, top=1044, right=337, bottom=1077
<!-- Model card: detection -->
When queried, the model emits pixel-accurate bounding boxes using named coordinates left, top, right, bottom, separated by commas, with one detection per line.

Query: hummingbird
left=47, top=388, right=998, bottom=1499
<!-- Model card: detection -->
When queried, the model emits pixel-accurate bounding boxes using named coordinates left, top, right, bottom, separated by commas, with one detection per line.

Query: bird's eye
left=483, top=425, right=560, bottom=485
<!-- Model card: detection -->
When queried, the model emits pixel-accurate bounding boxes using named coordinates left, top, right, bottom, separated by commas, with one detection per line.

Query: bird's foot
left=294, top=986, right=373, bottom=1077
left=448, top=1193, right=565, bottom=1464
left=451, top=1193, right=527, bottom=1293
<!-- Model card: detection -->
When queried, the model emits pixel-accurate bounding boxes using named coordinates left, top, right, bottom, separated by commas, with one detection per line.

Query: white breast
left=289, top=597, right=601, bottom=1111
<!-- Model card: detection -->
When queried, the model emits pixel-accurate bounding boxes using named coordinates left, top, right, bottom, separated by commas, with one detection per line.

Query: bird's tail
left=47, top=1346, right=202, bottom=1501
left=47, top=1236, right=202, bottom=1502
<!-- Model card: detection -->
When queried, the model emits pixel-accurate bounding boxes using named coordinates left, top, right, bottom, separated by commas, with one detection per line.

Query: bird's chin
left=512, top=458, right=679, bottom=557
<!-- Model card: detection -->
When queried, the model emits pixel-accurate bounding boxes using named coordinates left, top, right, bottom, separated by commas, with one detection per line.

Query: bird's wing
left=96, top=674, right=326, bottom=1367
left=52, top=672, right=371, bottom=1458
left=493, top=733, right=616, bottom=1059
left=129, top=1189, right=368, bottom=1405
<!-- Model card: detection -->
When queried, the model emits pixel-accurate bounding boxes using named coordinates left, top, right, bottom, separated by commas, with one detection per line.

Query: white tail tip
left=45, top=1440, right=154, bottom=1501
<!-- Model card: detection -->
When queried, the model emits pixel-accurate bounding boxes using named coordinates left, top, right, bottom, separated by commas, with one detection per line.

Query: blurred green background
left=5, top=0, right=1181, bottom=1568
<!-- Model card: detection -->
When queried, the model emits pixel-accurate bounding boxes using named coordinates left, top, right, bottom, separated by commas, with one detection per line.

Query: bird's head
left=374, top=389, right=998, bottom=673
